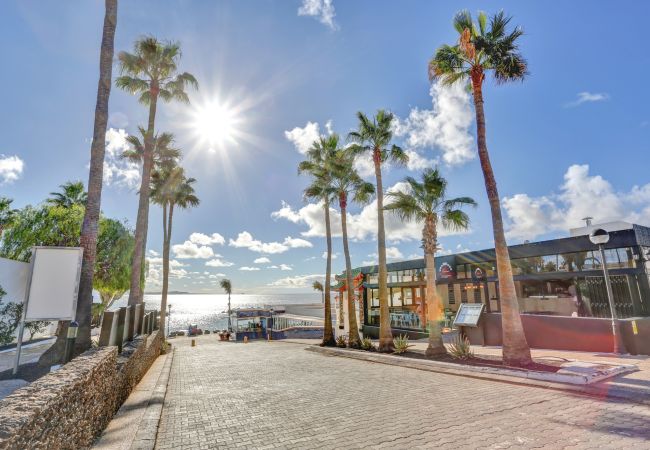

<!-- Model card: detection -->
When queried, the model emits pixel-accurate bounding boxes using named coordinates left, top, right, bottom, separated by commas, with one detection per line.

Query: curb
left=306, top=346, right=650, bottom=406
left=130, top=347, right=174, bottom=450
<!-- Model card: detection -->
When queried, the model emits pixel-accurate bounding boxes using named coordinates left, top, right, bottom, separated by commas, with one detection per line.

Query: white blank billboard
left=25, top=247, right=83, bottom=321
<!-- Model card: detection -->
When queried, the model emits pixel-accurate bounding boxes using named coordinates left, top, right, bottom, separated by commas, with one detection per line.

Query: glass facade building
left=359, top=224, right=650, bottom=336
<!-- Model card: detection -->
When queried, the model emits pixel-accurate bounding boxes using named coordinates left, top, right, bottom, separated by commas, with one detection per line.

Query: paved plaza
left=153, top=336, right=650, bottom=449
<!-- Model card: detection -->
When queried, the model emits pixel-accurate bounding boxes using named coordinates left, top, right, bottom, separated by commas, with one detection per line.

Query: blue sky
left=1, top=1, right=649, bottom=293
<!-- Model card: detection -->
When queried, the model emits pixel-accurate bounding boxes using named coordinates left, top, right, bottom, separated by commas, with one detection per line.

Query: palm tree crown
left=220, top=279, right=232, bottom=295
left=47, top=181, right=87, bottom=208
left=384, top=168, right=476, bottom=249
left=428, top=10, right=527, bottom=89
left=116, top=36, right=198, bottom=104
left=123, top=128, right=181, bottom=171
left=329, top=143, right=375, bottom=208
left=347, top=110, right=407, bottom=166
left=312, top=281, right=324, bottom=292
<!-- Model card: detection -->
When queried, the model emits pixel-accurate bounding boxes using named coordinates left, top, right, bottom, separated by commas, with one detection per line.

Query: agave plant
left=393, top=334, right=412, bottom=354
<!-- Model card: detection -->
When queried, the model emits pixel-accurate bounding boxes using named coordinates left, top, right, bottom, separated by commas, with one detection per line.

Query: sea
left=110, top=293, right=322, bottom=333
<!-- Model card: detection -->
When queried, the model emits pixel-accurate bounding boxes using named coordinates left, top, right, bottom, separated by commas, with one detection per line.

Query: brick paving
left=155, top=336, right=650, bottom=449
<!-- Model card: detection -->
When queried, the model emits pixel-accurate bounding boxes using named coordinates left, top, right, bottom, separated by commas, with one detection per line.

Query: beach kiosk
left=230, top=308, right=274, bottom=341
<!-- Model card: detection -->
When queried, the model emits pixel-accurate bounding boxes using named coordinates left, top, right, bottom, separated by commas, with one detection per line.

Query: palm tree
left=348, top=110, right=408, bottom=352
left=298, top=137, right=337, bottom=347
left=39, top=0, right=117, bottom=364
left=329, top=143, right=375, bottom=348
left=312, top=280, right=324, bottom=303
left=116, top=36, right=198, bottom=307
left=0, top=197, right=16, bottom=235
left=385, top=168, right=476, bottom=356
left=47, top=181, right=88, bottom=208
left=150, top=165, right=199, bottom=336
left=429, top=10, right=532, bottom=366
left=220, top=279, right=233, bottom=331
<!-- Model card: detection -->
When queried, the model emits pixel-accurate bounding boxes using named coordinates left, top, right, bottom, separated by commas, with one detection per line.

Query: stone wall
left=0, top=330, right=162, bottom=449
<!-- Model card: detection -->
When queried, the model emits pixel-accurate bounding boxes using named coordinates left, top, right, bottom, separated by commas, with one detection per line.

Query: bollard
left=191, top=339, right=196, bottom=347
left=64, top=321, right=78, bottom=363
left=244, top=336, right=248, bottom=344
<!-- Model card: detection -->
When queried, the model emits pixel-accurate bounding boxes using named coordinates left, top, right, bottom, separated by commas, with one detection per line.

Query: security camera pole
left=589, top=228, right=620, bottom=354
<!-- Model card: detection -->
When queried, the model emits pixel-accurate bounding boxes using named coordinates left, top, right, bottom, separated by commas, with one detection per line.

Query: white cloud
left=321, top=251, right=339, bottom=260
left=503, top=164, right=650, bottom=240
left=208, top=273, right=226, bottom=279
left=353, top=153, right=376, bottom=178
left=0, top=155, right=24, bottom=184
left=148, top=249, right=160, bottom=257
left=279, top=264, right=293, bottom=271
left=367, top=246, right=404, bottom=262
left=284, top=121, right=321, bottom=154
left=108, top=112, right=129, bottom=128
left=268, top=273, right=324, bottom=288
left=229, top=231, right=312, bottom=254
left=103, top=128, right=141, bottom=189
left=564, top=92, right=610, bottom=108
left=239, top=266, right=260, bottom=271
left=172, top=241, right=215, bottom=259
left=189, top=232, right=225, bottom=246
left=273, top=182, right=469, bottom=244
left=404, top=149, right=437, bottom=171
left=254, top=257, right=271, bottom=264
left=393, top=81, right=474, bottom=166
left=298, top=0, right=337, bottom=30
left=205, top=258, right=235, bottom=268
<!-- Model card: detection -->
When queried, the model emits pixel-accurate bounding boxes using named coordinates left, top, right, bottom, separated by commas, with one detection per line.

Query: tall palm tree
left=329, top=143, right=375, bottom=348
left=39, top=0, right=117, bottom=364
left=385, top=168, right=476, bottom=356
left=429, top=10, right=532, bottom=366
left=122, top=129, right=181, bottom=172
left=220, top=279, right=233, bottom=331
left=47, top=181, right=88, bottom=208
left=151, top=165, right=199, bottom=336
left=298, top=137, right=337, bottom=347
left=312, top=280, right=324, bottom=303
left=348, top=110, right=408, bottom=352
left=116, top=36, right=198, bottom=306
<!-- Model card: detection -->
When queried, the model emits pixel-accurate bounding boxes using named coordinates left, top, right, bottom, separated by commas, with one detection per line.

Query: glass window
left=448, top=284, right=455, bottom=304
left=460, top=285, right=468, bottom=303
left=370, top=289, right=379, bottom=307
left=391, top=288, right=403, bottom=307
left=473, top=284, right=482, bottom=303
left=368, top=273, right=379, bottom=284
left=583, top=251, right=601, bottom=270
left=456, top=265, right=467, bottom=279
left=403, top=288, right=413, bottom=305
left=618, top=248, right=634, bottom=268
left=541, top=255, right=558, bottom=272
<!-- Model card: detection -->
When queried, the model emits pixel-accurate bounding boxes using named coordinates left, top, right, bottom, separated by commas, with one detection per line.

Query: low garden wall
left=0, top=330, right=162, bottom=449
left=475, top=313, right=650, bottom=355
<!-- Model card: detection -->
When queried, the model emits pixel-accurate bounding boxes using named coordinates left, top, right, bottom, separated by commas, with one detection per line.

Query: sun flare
left=191, top=100, right=240, bottom=150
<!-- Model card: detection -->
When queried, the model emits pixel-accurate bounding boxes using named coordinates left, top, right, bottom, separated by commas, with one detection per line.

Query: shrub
left=0, top=285, right=22, bottom=346
left=393, top=334, right=412, bottom=354
left=335, top=334, right=347, bottom=348
left=448, top=335, right=474, bottom=360
left=361, top=337, right=376, bottom=352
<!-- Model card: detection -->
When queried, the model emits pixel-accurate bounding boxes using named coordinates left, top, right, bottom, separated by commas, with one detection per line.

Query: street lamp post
left=589, top=228, right=620, bottom=354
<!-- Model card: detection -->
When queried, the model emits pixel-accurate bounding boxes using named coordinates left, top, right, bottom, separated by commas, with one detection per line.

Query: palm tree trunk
left=471, top=76, right=532, bottom=366
left=127, top=90, right=158, bottom=306
left=423, top=216, right=446, bottom=356
left=321, top=199, right=336, bottom=346
left=160, top=202, right=172, bottom=337
left=373, top=148, right=393, bottom=352
left=340, top=195, right=361, bottom=347
left=39, top=0, right=117, bottom=365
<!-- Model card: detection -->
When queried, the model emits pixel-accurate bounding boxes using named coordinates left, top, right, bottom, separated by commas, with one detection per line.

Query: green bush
left=448, top=335, right=474, bottom=360
left=0, top=286, right=22, bottom=346
left=393, top=334, right=412, bottom=354
left=361, top=337, right=376, bottom=351
left=335, top=334, right=347, bottom=348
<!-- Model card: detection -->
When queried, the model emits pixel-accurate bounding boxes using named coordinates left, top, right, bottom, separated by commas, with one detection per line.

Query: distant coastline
left=144, top=290, right=192, bottom=295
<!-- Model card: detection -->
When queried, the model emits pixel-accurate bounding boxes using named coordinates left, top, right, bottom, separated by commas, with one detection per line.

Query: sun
left=191, top=100, right=239, bottom=150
